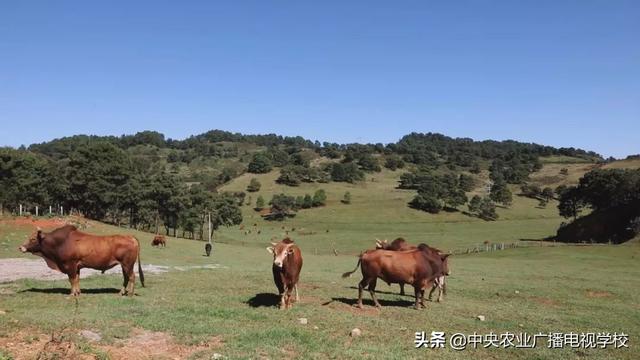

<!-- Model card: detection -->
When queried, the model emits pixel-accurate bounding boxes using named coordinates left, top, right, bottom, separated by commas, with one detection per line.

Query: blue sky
left=1, top=1, right=638, bottom=157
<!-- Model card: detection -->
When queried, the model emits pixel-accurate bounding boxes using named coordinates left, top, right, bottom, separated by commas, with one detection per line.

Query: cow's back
left=63, top=231, right=139, bottom=271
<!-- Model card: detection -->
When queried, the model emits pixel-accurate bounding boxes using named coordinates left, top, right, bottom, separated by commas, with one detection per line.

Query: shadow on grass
left=20, top=287, right=120, bottom=294
left=246, top=293, right=280, bottom=307
left=329, top=297, right=415, bottom=308
left=347, top=286, right=413, bottom=297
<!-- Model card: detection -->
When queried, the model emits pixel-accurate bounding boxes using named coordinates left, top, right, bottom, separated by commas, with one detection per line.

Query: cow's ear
left=442, top=253, right=451, bottom=259
left=266, top=247, right=274, bottom=254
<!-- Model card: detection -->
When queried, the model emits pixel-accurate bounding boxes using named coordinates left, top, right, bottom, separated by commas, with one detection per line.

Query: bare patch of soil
left=0, top=258, right=169, bottom=283
left=530, top=296, right=560, bottom=307
left=0, top=328, right=224, bottom=360
left=585, top=290, right=613, bottom=298
left=99, top=328, right=223, bottom=360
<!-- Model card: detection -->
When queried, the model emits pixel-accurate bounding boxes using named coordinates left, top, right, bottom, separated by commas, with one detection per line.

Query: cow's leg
left=427, top=282, right=437, bottom=302
left=279, top=286, right=287, bottom=309
left=294, top=284, right=299, bottom=302
left=357, top=278, right=368, bottom=309
left=368, top=279, right=382, bottom=308
left=285, top=285, right=294, bottom=309
left=68, top=268, right=80, bottom=297
left=437, top=276, right=445, bottom=302
left=399, top=282, right=405, bottom=296
left=120, top=267, right=129, bottom=296
left=125, top=263, right=136, bottom=296
left=413, top=285, right=422, bottom=309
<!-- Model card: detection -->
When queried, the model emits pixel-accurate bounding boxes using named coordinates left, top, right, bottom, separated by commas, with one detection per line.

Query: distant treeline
left=2, top=129, right=603, bottom=232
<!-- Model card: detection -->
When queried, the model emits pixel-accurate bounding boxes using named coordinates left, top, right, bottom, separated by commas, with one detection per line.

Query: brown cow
left=375, top=238, right=449, bottom=301
left=151, top=235, right=166, bottom=247
left=342, top=244, right=449, bottom=309
left=267, top=238, right=303, bottom=309
left=19, top=225, right=145, bottom=297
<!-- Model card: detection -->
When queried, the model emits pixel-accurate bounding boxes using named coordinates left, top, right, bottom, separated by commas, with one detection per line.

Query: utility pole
left=208, top=212, right=212, bottom=245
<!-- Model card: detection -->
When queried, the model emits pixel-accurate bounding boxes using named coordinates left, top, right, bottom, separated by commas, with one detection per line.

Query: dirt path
left=0, top=258, right=226, bottom=283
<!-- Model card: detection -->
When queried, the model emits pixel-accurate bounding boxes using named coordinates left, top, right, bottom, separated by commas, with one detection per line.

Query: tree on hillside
left=248, top=153, right=272, bottom=174
left=312, top=189, right=327, bottom=207
left=490, top=178, right=512, bottom=206
left=247, top=178, right=261, bottom=192
left=409, top=194, right=443, bottom=213
left=302, top=194, right=313, bottom=209
left=0, top=148, right=64, bottom=213
left=557, top=187, right=584, bottom=221
left=65, top=142, right=133, bottom=221
left=276, top=165, right=303, bottom=186
left=329, top=162, right=364, bottom=183
left=478, top=197, right=498, bottom=221
left=358, top=153, right=381, bottom=172
left=255, top=195, right=265, bottom=210
left=342, top=191, right=352, bottom=204
left=266, top=147, right=290, bottom=167
left=384, top=155, right=405, bottom=171
left=470, top=162, right=482, bottom=174
left=541, top=187, right=554, bottom=201
left=468, top=195, right=482, bottom=214
left=268, top=193, right=297, bottom=220
left=458, top=174, right=476, bottom=192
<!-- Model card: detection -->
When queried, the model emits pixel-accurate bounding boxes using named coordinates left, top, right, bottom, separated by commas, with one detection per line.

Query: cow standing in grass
left=267, top=238, right=303, bottom=309
left=151, top=235, right=166, bottom=247
left=342, top=244, right=448, bottom=309
left=376, top=238, right=450, bottom=302
left=19, top=225, right=145, bottom=296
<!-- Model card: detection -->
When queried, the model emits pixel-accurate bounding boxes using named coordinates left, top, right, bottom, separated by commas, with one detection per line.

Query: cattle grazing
left=19, top=225, right=145, bottom=296
left=342, top=244, right=449, bottom=309
left=267, top=238, right=303, bottom=309
left=151, top=235, right=166, bottom=247
left=205, top=243, right=212, bottom=257
left=375, top=238, right=450, bottom=301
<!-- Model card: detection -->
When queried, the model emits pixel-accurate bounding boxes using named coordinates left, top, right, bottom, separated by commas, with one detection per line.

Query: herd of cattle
left=18, top=225, right=450, bottom=310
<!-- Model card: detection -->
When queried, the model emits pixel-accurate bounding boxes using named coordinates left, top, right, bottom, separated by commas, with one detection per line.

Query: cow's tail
left=135, top=237, right=145, bottom=287
left=341, top=253, right=363, bottom=278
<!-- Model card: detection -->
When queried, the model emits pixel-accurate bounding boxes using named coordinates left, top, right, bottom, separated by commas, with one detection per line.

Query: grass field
left=1, top=160, right=638, bottom=359
left=1, top=220, right=638, bottom=359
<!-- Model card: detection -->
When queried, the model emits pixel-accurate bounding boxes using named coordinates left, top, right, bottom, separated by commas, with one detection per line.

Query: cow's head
left=19, top=228, right=44, bottom=254
left=266, top=239, right=295, bottom=268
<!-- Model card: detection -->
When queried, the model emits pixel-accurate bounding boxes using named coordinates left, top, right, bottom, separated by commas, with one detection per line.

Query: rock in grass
left=298, top=318, right=308, bottom=325
left=79, top=330, right=101, bottom=342
left=212, top=353, right=223, bottom=359
left=514, top=290, right=520, bottom=294
left=477, top=315, right=486, bottom=321
left=350, top=328, right=362, bottom=337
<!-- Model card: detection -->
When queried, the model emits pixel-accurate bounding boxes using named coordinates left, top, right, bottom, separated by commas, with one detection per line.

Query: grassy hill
left=1, top=156, right=639, bottom=359
left=217, top=167, right=564, bottom=255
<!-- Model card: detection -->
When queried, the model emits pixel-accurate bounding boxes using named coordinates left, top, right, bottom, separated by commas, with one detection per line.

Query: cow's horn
left=270, top=242, right=278, bottom=246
